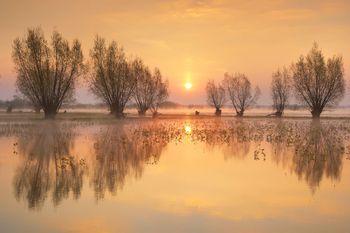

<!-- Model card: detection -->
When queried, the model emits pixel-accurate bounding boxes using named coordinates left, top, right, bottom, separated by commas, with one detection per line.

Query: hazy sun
left=184, top=82, right=192, bottom=90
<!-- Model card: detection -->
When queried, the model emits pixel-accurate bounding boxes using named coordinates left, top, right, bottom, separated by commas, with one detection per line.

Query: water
left=4, top=106, right=350, bottom=118
left=0, top=118, right=350, bottom=233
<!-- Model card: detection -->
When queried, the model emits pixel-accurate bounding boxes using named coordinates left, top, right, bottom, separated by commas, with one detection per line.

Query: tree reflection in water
left=267, top=119, right=345, bottom=192
left=291, top=120, right=344, bottom=193
left=7, top=119, right=349, bottom=209
left=268, top=120, right=296, bottom=168
left=91, top=122, right=170, bottom=200
left=13, top=122, right=85, bottom=210
left=185, top=119, right=346, bottom=192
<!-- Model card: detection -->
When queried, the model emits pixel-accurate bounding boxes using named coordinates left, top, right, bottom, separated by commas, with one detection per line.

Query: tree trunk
left=109, top=105, right=116, bottom=115
left=275, top=111, right=283, bottom=117
left=215, top=108, right=222, bottom=116
left=236, top=110, right=244, bottom=117
left=44, top=105, right=57, bottom=119
left=110, top=105, right=125, bottom=118
left=44, top=110, right=57, bottom=119
left=138, top=109, right=147, bottom=116
left=311, top=108, right=322, bottom=118
left=152, top=111, right=158, bottom=118
left=114, top=111, right=125, bottom=118
left=114, top=107, right=125, bottom=118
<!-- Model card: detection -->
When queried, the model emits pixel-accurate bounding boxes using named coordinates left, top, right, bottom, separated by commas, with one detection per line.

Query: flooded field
left=3, top=106, right=350, bottom=118
left=1, top=117, right=350, bottom=233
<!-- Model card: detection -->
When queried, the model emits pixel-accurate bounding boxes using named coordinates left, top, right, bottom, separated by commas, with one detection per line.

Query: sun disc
left=184, top=82, right=192, bottom=90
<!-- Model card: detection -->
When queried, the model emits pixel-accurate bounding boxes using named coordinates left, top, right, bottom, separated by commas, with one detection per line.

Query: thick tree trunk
left=311, top=108, right=322, bottom=118
left=44, top=110, right=57, bottom=119
left=215, top=108, right=222, bottom=116
left=113, top=107, right=125, bottom=118
left=44, top=105, right=58, bottom=119
left=110, top=105, right=125, bottom=118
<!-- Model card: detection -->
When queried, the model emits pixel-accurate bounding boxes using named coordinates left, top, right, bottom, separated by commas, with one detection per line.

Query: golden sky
left=0, top=0, right=350, bottom=104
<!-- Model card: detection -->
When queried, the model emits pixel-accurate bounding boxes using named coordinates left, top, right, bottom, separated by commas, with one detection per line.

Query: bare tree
left=132, top=60, right=168, bottom=116
left=12, top=28, right=84, bottom=119
left=206, top=79, right=226, bottom=116
left=271, top=67, right=291, bottom=117
left=291, top=43, right=345, bottom=118
left=224, top=73, right=260, bottom=117
left=88, top=36, right=136, bottom=118
left=150, top=69, right=169, bottom=117
left=132, top=59, right=155, bottom=115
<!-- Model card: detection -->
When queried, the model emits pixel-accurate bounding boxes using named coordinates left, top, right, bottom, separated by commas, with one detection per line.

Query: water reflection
left=268, top=119, right=294, bottom=166
left=4, top=119, right=349, bottom=210
left=184, top=119, right=346, bottom=192
left=184, top=123, right=192, bottom=135
left=291, top=120, right=344, bottom=192
left=13, top=122, right=86, bottom=210
left=91, top=123, right=169, bottom=200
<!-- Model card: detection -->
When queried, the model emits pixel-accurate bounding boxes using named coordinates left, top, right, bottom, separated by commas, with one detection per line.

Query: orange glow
left=184, top=82, right=192, bottom=90
left=184, top=124, right=192, bottom=134
left=0, top=0, right=350, bottom=105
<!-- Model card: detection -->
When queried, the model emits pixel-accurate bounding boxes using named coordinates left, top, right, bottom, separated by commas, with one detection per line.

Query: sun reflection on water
left=184, top=124, right=192, bottom=134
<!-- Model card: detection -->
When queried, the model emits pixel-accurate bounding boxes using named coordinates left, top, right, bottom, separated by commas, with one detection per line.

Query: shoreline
left=1, top=111, right=350, bottom=122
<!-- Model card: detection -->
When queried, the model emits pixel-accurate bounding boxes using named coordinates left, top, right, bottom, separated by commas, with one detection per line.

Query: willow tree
left=291, top=43, right=345, bottom=118
left=132, top=59, right=168, bottom=116
left=271, top=67, right=291, bottom=117
left=150, top=69, right=169, bottom=117
left=89, top=36, right=136, bottom=117
left=12, top=28, right=84, bottom=119
left=132, top=59, right=154, bottom=115
left=206, top=79, right=226, bottom=116
left=224, top=73, right=260, bottom=117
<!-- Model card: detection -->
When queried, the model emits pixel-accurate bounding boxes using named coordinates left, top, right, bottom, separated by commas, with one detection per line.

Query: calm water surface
left=0, top=118, right=350, bottom=233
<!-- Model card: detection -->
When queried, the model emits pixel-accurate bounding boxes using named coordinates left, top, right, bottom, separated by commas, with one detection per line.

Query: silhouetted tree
left=150, top=70, right=169, bottom=117
left=132, top=60, right=168, bottom=116
left=206, top=80, right=226, bottom=116
left=224, top=73, right=260, bottom=117
left=88, top=36, right=136, bottom=118
left=291, top=43, right=345, bottom=118
left=271, top=67, right=292, bottom=117
left=12, top=28, right=84, bottom=119
left=132, top=59, right=155, bottom=115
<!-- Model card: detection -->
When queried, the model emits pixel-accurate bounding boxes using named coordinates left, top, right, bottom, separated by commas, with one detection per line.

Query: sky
left=0, top=0, right=350, bottom=105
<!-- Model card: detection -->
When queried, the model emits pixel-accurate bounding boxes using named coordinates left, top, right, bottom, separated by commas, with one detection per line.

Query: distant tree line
left=0, top=95, right=31, bottom=113
left=206, top=43, right=345, bottom=118
left=11, top=28, right=169, bottom=119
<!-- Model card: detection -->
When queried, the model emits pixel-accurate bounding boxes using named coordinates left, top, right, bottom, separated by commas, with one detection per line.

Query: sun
left=184, top=82, right=192, bottom=90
